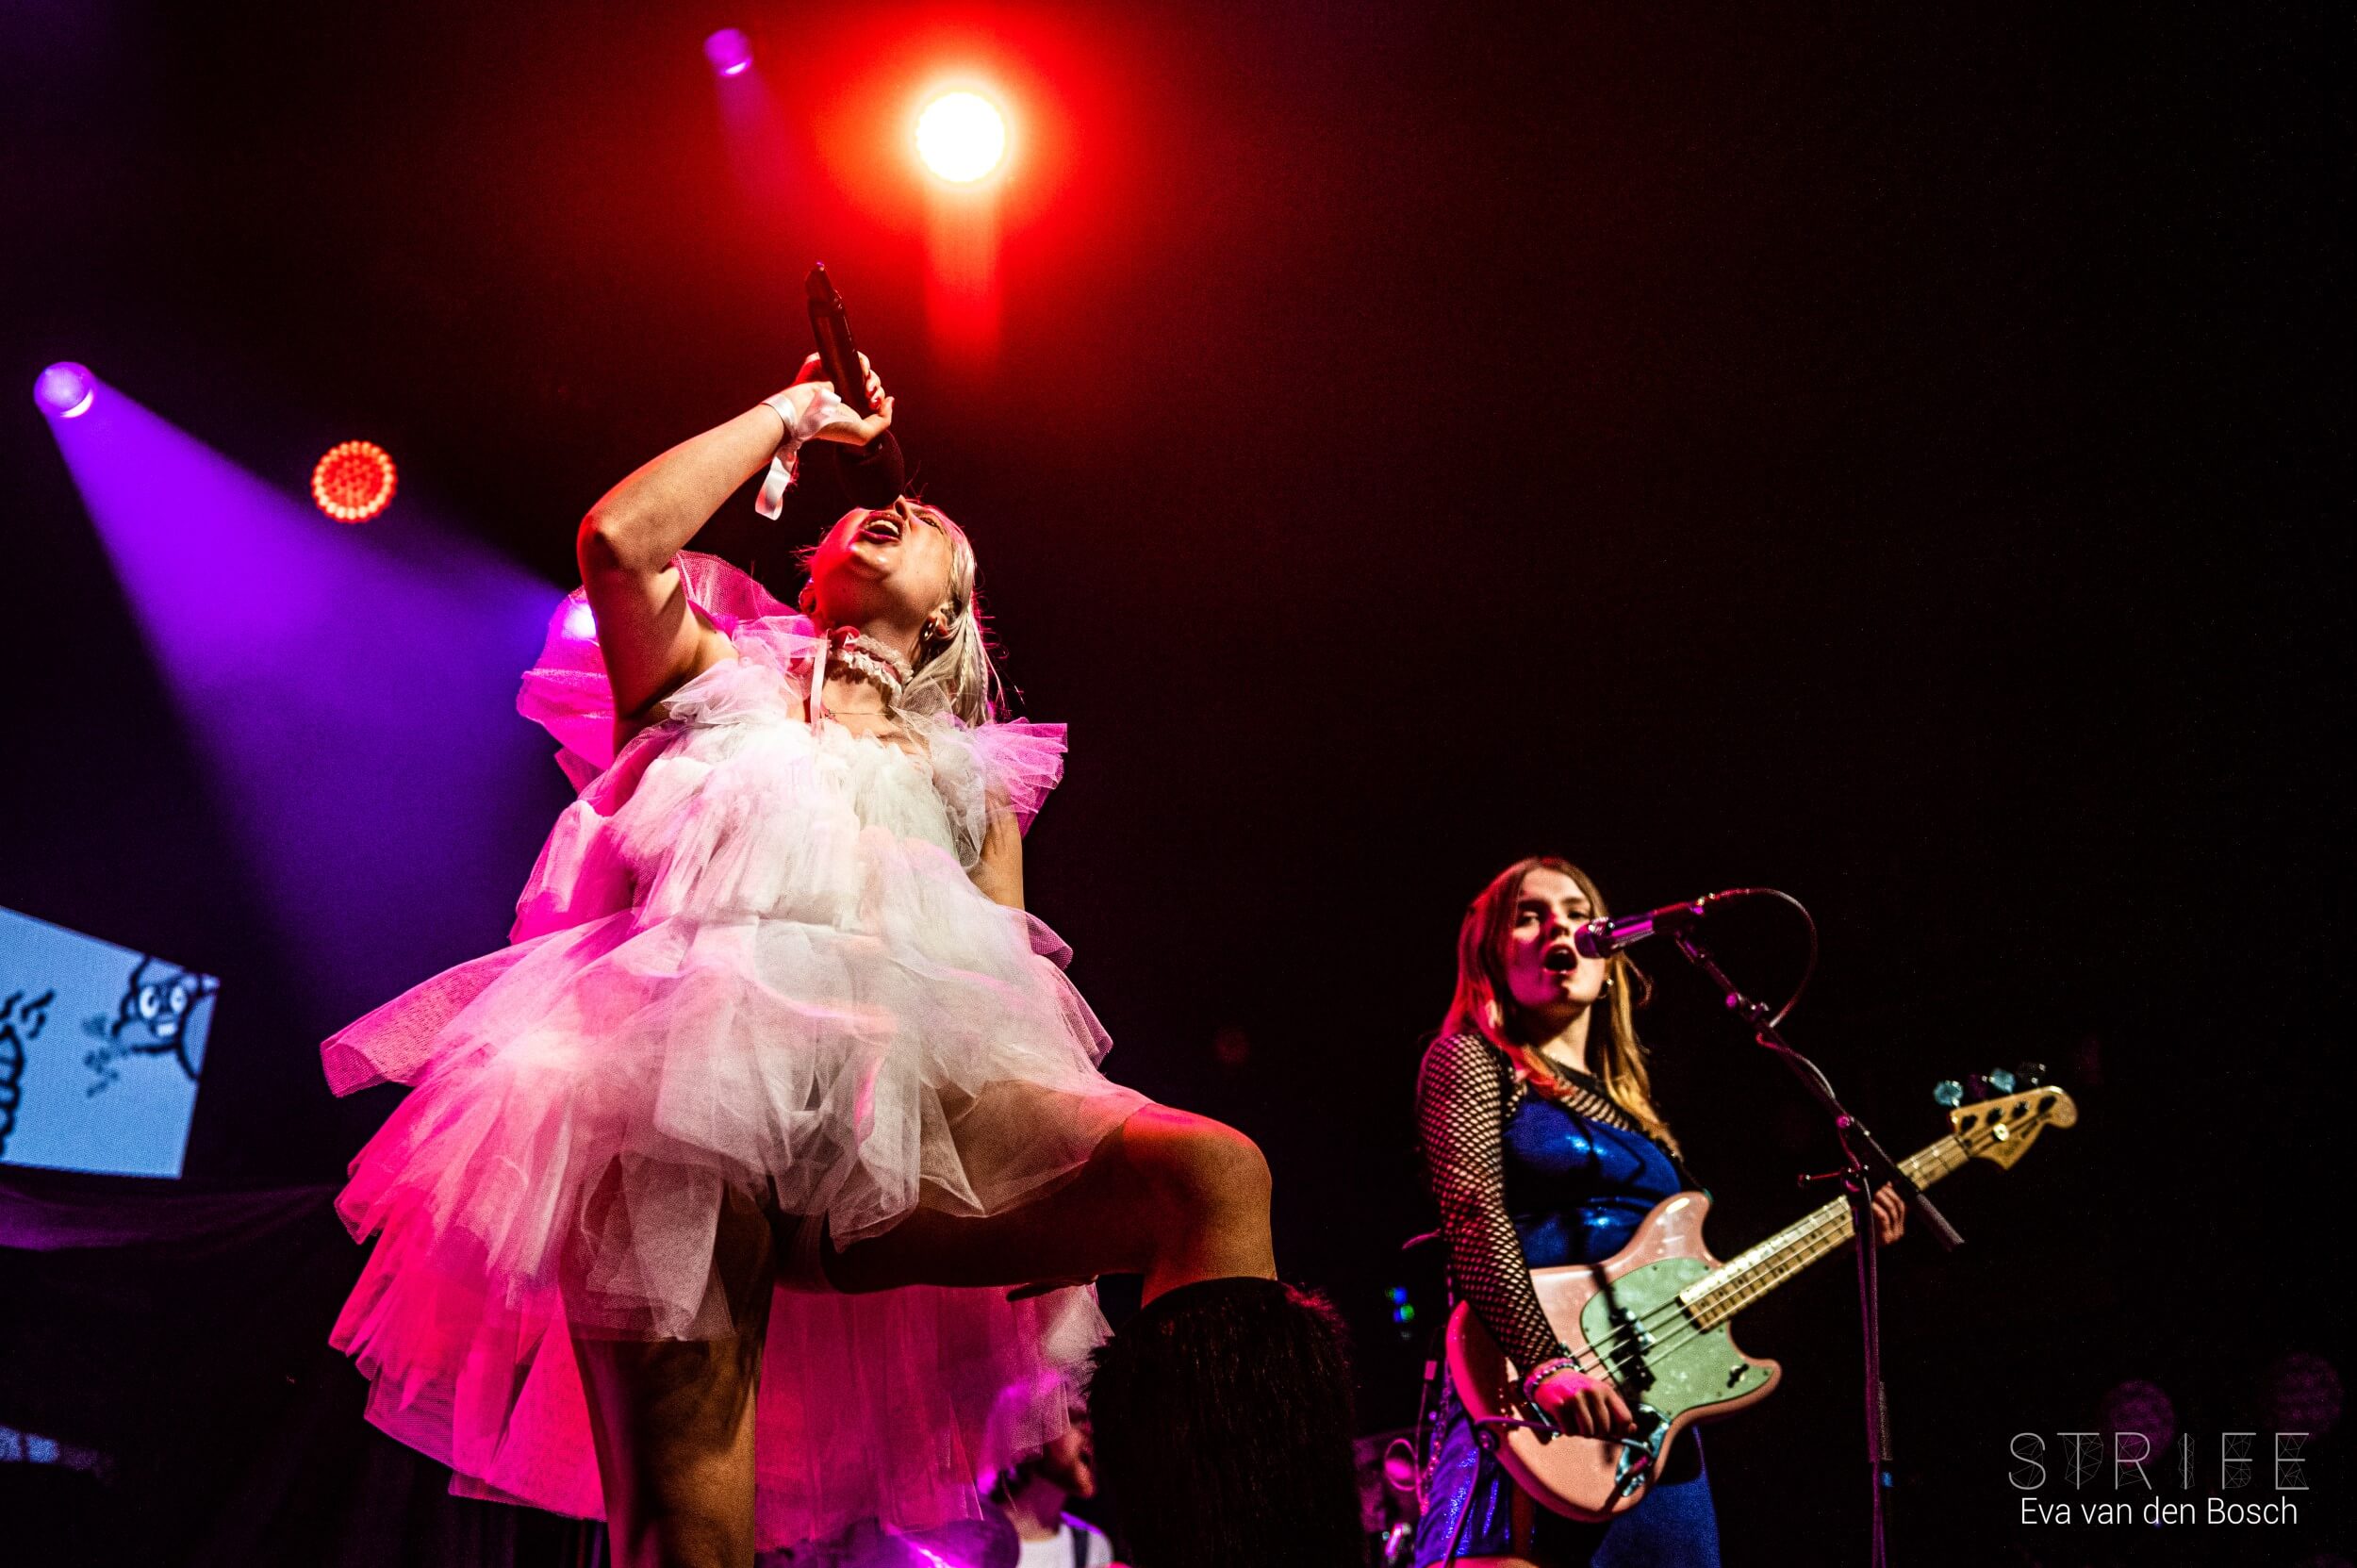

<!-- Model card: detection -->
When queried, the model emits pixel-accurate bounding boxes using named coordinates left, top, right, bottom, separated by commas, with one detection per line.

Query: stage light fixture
left=704, top=28, right=753, bottom=77
left=563, top=600, right=598, bottom=640
left=34, top=362, right=95, bottom=420
left=916, top=91, right=1006, bottom=183
left=311, top=439, right=398, bottom=522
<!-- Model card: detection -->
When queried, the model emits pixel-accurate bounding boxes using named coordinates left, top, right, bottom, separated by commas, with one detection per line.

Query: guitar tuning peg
left=1932, top=1080, right=1964, bottom=1108
left=2016, top=1061, right=2047, bottom=1088
left=1986, top=1067, right=2018, bottom=1094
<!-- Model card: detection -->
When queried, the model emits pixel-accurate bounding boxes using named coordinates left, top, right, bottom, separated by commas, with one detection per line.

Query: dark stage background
left=2, top=2, right=2348, bottom=1564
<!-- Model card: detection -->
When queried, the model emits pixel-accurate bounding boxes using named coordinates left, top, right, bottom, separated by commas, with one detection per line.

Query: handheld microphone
left=806, top=263, right=873, bottom=416
left=1570, top=893, right=1735, bottom=960
left=803, top=262, right=907, bottom=508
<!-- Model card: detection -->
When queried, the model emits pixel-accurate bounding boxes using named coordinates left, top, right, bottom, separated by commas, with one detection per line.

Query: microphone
left=804, top=262, right=907, bottom=508
left=806, top=262, right=873, bottom=416
left=1569, top=893, right=1734, bottom=961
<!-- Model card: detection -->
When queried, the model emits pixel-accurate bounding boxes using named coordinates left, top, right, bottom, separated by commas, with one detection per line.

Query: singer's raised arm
left=576, top=371, right=891, bottom=731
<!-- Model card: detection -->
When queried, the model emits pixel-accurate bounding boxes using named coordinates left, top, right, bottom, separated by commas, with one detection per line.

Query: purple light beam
left=41, top=374, right=575, bottom=1023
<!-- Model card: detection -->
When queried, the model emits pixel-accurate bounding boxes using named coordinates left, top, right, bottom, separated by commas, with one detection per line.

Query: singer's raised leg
left=820, top=1100, right=1364, bottom=1567
left=817, top=1103, right=1277, bottom=1301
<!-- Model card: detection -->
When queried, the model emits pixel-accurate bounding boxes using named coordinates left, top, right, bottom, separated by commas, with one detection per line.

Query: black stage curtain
left=0, top=1169, right=596, bottom=1568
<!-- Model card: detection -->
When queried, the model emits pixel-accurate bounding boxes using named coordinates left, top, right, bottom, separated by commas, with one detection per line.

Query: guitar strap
left=1665, top=1144, right=1707, bottom=1198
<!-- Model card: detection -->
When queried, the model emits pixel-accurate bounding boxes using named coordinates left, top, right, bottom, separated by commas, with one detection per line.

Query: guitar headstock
left=1933, top=1066, right=2077, bottom=1170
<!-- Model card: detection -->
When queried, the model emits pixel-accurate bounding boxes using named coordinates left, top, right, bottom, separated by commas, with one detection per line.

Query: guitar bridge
left=1613, top=1405, right=1670, bottom=1500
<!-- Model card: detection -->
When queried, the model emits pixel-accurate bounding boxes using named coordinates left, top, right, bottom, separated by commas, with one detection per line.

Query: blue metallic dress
left=1409, top=1032, right=1721, bottom=1567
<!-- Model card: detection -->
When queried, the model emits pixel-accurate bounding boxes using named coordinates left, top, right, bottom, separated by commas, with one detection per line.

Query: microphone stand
left=1667, top=928, right=1963, bottom=1568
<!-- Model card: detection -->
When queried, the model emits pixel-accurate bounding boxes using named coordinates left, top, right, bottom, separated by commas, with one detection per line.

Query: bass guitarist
left=1410, top=856, right=1905, bottom=1566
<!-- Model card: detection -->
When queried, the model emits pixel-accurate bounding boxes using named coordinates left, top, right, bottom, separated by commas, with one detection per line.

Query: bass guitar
left=1445, top=1075, right=2075, bottom=1520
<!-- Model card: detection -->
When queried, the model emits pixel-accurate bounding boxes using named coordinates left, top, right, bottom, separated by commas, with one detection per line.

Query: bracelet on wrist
left=1520, top=1352, right=1583, bottom=1400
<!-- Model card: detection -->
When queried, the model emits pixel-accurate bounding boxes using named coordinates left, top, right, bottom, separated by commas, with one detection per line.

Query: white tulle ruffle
left=321, top=551, right=1146, bottom=1546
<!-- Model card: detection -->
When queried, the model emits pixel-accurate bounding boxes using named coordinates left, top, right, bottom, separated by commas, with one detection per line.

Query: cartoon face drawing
left=127, top=965, right=203, bottom=1046
left=82, top=958, right=215, bottom=1095
left=2, top=905, right=216, bottom=1178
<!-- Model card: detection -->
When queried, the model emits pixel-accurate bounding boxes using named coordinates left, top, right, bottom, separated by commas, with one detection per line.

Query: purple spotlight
left=563, top=599, right=597, bottom=640
left=703, top=28, right=753, bottom=77
left=35, top=362, right=95, bottom=420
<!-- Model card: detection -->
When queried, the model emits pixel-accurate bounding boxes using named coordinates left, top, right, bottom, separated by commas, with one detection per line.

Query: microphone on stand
left=804, top=262, right=907, bottom=509
left=1567, top=892, right=1738, bottom=961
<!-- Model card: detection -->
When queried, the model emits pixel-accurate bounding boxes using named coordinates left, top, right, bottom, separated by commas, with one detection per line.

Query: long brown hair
left=1438, top=856, right=1679, bottom=1154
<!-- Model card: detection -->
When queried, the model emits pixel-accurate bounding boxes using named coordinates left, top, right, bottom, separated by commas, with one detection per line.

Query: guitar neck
left=1680, top=1135, right=1967, bottom=1329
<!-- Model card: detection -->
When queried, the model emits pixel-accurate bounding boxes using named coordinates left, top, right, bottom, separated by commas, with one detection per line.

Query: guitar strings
left=1544, top=1173, right=1883, bottom=1381
left=1581, top=1124, right=1990, bottom=1379
left=1577, top=1140, right=1952, bottom=1378
left=1547, top=1132, right=1976, bottom=1387
left=1509, top=1101, right=2051, bottom=1402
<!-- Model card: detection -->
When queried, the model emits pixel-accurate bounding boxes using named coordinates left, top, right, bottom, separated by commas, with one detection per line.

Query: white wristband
left=753, top=384, right=856, bottom=520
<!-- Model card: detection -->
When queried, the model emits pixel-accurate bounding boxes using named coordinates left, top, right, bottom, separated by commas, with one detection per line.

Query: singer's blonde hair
left=1438, top=856, right=1679, bottom=1155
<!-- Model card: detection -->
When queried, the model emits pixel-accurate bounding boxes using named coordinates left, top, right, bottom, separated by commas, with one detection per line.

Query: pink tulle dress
left=321, top=552, right=1148, bottom=1546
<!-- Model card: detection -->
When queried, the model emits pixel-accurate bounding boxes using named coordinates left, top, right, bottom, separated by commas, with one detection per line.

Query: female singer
left=1410, top=856, right=1904, bottom=1567
left=319, top=358, right=1361, bottom=1568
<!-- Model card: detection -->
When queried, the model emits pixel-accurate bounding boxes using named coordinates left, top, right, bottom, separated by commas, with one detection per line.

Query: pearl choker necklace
left=812, top=626, right=914, bottom=715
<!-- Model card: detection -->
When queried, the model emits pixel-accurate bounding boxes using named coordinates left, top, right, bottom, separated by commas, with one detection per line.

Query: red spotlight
left=312, top=440, right=398, bottom=522
left=914, top=85, right=1012, bottom=362
left=916, top=91, right=1007, bottom=183
left=805, top=20, right=1083, bottom=234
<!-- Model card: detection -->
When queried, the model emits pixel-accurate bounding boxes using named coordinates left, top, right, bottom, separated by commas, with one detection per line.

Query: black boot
left=1086, top=1277, right=1364, bottom=1568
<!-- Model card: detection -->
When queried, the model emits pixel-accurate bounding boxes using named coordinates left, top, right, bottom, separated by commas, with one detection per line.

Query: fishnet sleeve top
left=1415, top=1032, right=1569, bottom=1376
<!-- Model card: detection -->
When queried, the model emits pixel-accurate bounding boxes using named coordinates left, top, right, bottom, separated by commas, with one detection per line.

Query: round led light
left=916, top=91, right=1007, bottom=184
left=35, top=362, right=95, bottom=420
left=312, top=439, right=398, bottom=522
left=704, top=28, right=753, bottom=77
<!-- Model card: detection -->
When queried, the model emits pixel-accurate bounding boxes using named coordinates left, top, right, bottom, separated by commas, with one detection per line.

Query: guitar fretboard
left=1677, top=1136, right=1970, bottom=1329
